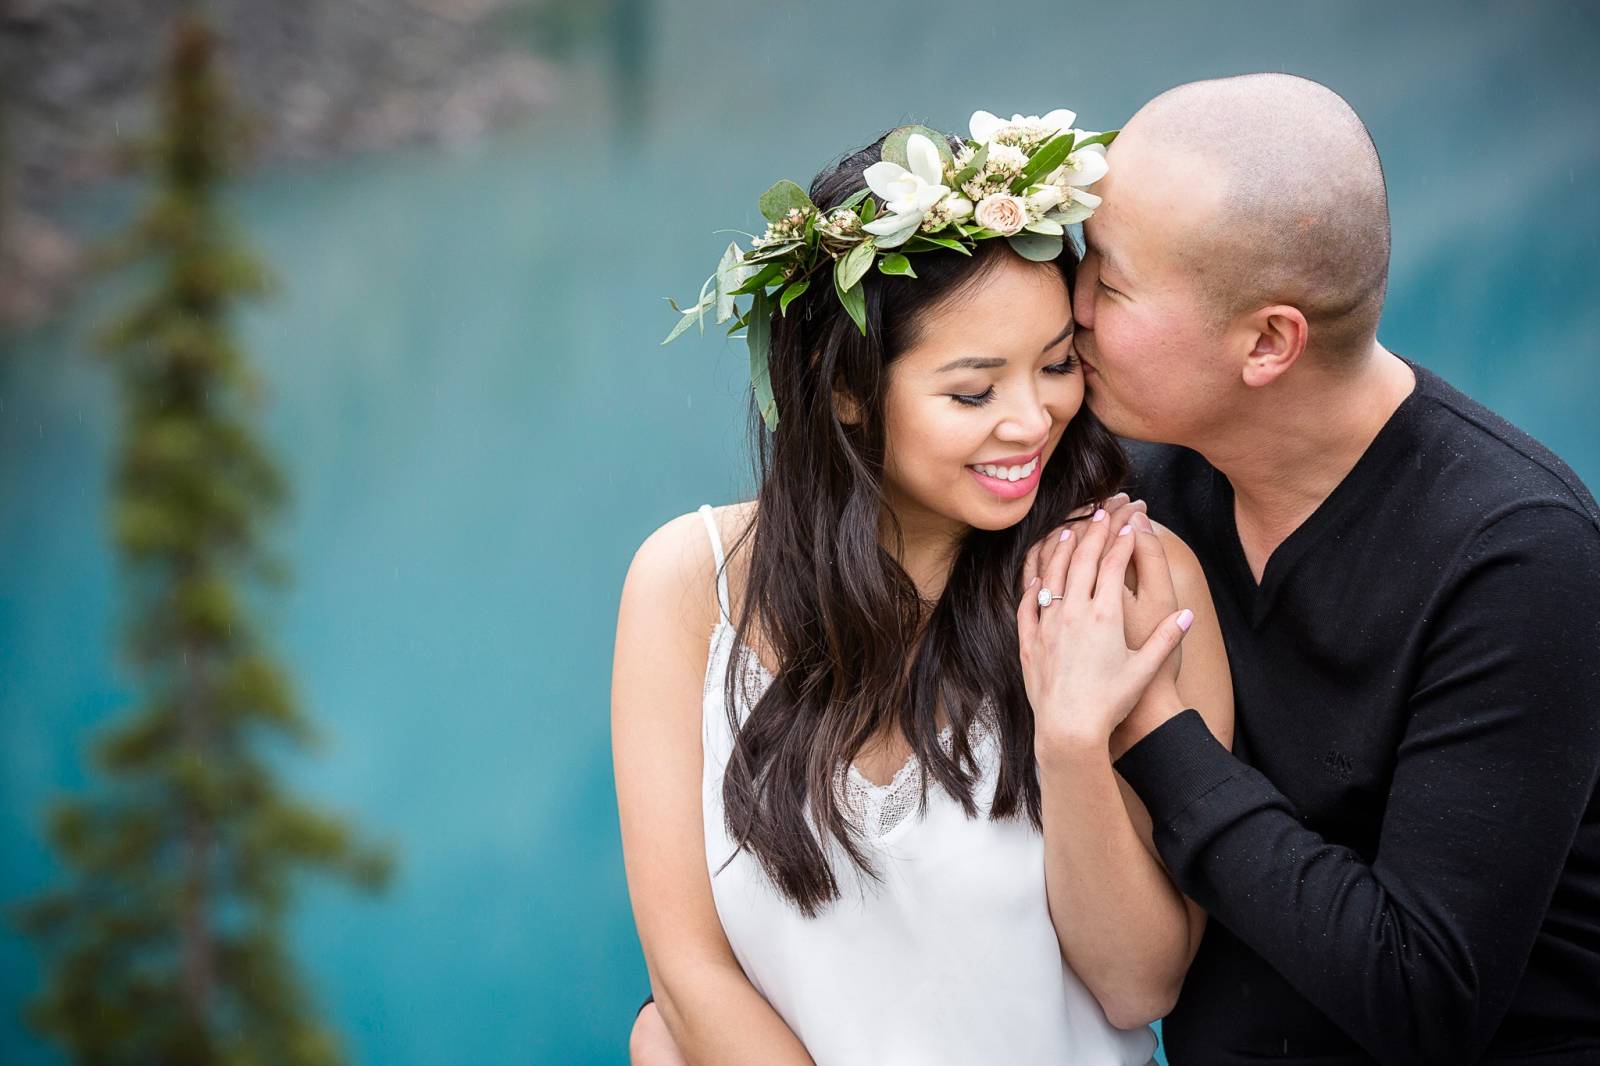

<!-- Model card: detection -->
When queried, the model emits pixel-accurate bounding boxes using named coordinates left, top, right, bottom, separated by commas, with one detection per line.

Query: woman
left=613, top=111, right=1233, bottom=1064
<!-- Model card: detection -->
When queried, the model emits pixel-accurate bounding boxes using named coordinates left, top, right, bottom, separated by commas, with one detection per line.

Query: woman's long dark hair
left=715, top=131, right=1127, bottom=917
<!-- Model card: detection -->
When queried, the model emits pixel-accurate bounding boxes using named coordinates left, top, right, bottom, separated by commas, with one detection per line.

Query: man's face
left=1071, top=135, right=1240, bottom=445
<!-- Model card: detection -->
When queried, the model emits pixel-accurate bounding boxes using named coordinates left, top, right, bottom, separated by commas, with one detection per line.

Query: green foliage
left=8, top=15, right=396, bottom=1065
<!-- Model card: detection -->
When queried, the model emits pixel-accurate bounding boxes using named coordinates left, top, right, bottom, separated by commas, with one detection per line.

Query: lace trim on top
left=712, top=620, right=995, bottom=842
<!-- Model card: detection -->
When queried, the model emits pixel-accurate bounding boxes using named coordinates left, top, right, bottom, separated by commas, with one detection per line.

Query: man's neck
left=1199, top=342, right=1416, bottom=582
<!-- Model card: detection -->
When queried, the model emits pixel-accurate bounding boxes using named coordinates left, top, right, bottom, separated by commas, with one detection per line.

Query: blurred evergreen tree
left=9, top=13, right=396, bottom=1065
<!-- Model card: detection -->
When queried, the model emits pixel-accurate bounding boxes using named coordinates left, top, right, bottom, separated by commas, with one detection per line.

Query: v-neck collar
left=1208, top=356, right=1430, bottom=627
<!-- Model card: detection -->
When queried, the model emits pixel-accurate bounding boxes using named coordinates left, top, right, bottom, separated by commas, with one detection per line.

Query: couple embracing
left=612, top=73, right=1600, bottom=1065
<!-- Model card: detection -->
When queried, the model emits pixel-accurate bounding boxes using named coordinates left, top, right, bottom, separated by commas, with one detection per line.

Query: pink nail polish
left=1091, top=508, right=1107, bottom=522
left=1059, top=528, right=1071, bottom=542
left=1118, top=524, right=1132, bottom=536
left=1177, top=609, right=1194, bottom=631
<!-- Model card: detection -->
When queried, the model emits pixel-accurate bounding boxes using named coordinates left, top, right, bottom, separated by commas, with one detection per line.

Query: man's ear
left=1240, top=304, right=1307, bottom=388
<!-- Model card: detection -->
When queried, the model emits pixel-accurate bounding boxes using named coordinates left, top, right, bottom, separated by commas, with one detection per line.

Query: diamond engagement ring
left=1036, top=587, right=1058, bottom=608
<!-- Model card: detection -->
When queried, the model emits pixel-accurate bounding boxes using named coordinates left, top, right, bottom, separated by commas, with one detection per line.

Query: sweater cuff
left=1112, top=707, right=1244, bottom=828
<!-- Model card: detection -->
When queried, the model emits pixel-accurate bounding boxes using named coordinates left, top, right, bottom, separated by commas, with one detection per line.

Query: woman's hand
left=1017, top=500, right=1194, bottom=759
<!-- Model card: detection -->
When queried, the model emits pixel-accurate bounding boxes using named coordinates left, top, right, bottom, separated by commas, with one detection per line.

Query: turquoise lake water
left=3, top=2, right=1597, bottom=1062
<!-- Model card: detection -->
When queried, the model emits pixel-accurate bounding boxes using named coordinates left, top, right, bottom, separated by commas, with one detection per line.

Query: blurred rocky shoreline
left=0, top=0, right=557, bottom=330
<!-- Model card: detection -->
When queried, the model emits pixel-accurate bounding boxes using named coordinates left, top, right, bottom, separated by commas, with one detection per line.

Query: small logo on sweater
left=1323, top=749, right=1354, bottom=781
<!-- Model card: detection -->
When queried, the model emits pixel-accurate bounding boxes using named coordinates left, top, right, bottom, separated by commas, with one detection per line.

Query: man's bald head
left=1119, top=73, right=1389, bottom=357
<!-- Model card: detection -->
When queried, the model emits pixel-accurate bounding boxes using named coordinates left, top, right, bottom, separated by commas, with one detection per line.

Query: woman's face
left=880, top=251, right=1083, bottom=536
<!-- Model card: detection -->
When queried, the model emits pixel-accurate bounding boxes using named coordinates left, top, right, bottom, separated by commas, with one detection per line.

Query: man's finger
left=1096, top=520, right=1139, bottom=610
left=1131, top=512, right=1176, bottom=604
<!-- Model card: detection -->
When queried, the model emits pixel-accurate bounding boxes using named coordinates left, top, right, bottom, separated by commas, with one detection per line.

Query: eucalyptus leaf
left=877, top=253, right=916, bottom=278
left=1023, top=218, right=1064, bottom=236
left=778, top=278, right=811, bottom=316
left=715, top=242, right=749, bottom=324
left=833, top=259, right=867, bottom=335
left=758, top=179, right=815, bottom=224
left=1011, top=131, right=1077, bottom=193
left=882, top=124, right=956, bottom=169
left=1006, top=232, right=1064, bottom=262
left=839, top=239, right=876, bottom=291
left=837, top=187, right=872, bottom=211
left=747, top=289, right=779, bottom=431
left=662, top=308, right=700, bottom=345
left=746, top=240, right=806, bottom=264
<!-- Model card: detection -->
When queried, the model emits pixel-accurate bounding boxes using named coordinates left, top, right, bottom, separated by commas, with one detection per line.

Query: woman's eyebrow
left=935, top=355, right=1007, bottom=373
left=1042, top=320, right=1075, bottom=352
left=933, top=322, right=1074, bottom=374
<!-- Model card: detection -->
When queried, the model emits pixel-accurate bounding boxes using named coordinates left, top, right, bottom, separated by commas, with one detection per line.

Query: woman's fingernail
left=1092, top=508, right=1107, bottom=522
left=1118, top=524, right=1132, bottom=537
left=1059, top=527, right=1072, bottom=542
left=1029, top=576, right=1038, bottom=587
left=1177, top=609, right=1194, bottom=631
left=1108, top=492, right=1129, bottom=504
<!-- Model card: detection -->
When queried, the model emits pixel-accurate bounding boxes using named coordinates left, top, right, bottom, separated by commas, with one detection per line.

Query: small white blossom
left=861, top=133, right=951, bottom=248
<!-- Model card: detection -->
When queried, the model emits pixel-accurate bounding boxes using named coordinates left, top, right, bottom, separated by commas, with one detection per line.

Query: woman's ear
left=832, top=381, right=862, bottom=425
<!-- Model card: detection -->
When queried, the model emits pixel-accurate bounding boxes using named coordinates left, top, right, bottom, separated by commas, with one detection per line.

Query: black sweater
left=1113, top=359, right=1600, bottom=1064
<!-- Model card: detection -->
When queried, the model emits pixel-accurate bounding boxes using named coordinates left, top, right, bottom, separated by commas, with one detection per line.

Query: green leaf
left=882, top=124, right=956, bottom=170
left=859, top=196, right=878, bottom=224
left=836, top=187, right=872, bottom=211
left=747, top=289, right=779, bottom=431
left=758, top=180, right=815, bottom=223
left=715, top=242, right=750, bottom=324
left=1011, top=131, right=1077, bottom=193
left=662, top=308, right=700, bottom=345
left=833, top=258, right=867, bottom=335
left=745, top=240, right=806, bottom=264
left=877, top=253, right=916, bottom=278
left=1073, top=129, right=1118, bottom=151
left=951, top=142, right=988, bottom=188
left=906, top=234, right=971, bottom=255
left=778, top=278, right=810, bottom=315
left=839, top=239, right=876, bottom=291
left=731, top=261, right=785, bottom=296
left=1006, top=232, right=1064, bottom=262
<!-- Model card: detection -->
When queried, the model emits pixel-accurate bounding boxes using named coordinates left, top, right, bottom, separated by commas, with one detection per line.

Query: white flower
left=1049, top=187, right=1103, bottom=226
left=1049, top=142, right=1109, bottom=189
left=861, top=133, right=950, bottom=248
left=1024, top=185, right=1064, bottom=215
left=974, top=194, right=1028, bottom=236
left=970, top=108, right=1077, bottom=148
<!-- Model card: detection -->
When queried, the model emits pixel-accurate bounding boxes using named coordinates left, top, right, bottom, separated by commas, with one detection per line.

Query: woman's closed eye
left=949, top=352, right=1080, bottom=408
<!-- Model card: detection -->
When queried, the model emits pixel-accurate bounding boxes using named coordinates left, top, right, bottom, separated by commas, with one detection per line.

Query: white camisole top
left=695, top=504, right=1160, bottom=1066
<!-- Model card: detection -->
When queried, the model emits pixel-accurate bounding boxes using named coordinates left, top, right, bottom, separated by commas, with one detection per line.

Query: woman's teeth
left=970, top=456, right=1039, bottom=482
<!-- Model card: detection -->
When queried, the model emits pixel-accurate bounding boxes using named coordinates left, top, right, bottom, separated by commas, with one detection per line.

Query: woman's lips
left=967, top=459, right=1043, bottom=500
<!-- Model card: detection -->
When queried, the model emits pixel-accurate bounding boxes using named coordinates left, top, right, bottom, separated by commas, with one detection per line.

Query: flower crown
left=662, top=109, right=1117, bottom=431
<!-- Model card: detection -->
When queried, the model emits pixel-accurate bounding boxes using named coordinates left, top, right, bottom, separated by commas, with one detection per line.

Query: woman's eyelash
left=949, top=352, right=1079, bottom=407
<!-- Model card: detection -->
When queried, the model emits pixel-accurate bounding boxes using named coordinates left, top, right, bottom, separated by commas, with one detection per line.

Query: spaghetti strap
left=697, top=504, right=733, bottom=626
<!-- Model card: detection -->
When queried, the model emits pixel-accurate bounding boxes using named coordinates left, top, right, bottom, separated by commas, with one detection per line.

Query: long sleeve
left=1113, top=505, right=1600, bottom=1064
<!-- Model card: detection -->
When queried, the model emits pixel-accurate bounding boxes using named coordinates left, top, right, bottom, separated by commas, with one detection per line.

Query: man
left=629, top=74, right=1600, bottom=1064
left=1085, top=73, right=1600, bottom=1062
